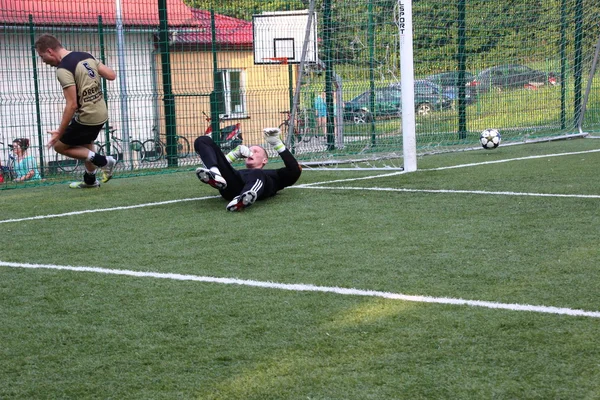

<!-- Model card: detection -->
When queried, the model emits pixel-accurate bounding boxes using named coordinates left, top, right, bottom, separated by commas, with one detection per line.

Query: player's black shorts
left=59, top=120, right=105, bottom=146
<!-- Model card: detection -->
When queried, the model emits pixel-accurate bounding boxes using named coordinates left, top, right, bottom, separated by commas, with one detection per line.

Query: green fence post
left=560, top=0, right=567, bottom=130
left=288, top=64, right=294, bottom=117
left=210, top=9, right=221, bottom=143
left=368, top=0, right=376, bottom=146
left=158, top=0, right=177, bottom=167
left=288, top=63, right=297, bottom=150
left=323, top=0, right=335, bottom=151
left=457, top=0, right=467, bottom=139
left=573, top=0, right=583, bottom=129
left=29, top=15, right=45, bottom=178
left=98, top=16, right=111, bottom=148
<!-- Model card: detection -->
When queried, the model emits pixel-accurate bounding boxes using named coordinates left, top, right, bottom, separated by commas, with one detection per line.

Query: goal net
left=272, top=0, right=600, bottom=170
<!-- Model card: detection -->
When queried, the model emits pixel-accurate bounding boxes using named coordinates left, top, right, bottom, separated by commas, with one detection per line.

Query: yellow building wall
left=155, top=50, right=297, bottom=146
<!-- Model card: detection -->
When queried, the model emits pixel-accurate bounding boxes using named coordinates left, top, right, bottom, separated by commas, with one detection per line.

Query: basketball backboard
left=252, top=10, right=318, bottom=65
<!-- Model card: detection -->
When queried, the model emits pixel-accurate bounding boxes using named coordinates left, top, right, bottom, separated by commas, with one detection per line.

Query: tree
left=182, top=0, right=600, bottom=75
left=184, top=0, right=307, bottom=20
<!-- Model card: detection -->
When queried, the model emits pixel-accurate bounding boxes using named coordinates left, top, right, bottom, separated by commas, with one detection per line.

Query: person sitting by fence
left=12, top=138, right=41, bottom=182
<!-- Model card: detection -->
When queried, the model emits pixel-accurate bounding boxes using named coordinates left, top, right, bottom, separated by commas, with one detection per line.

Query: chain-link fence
left=1, top=0, right=599, bottom=185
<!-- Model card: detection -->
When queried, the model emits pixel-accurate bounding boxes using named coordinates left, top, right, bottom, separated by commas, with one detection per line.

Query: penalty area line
left=0, top=195, right=221, bottom=225
left=2, top=260, right=599, bottom=319
left=301, top=186, right=600, bottom=199
left=294, top=148, right=600, bottom=188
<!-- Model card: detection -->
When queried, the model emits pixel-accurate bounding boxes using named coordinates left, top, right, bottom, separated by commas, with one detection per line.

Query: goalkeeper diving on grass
left=194, top=128, right=302, bottom=211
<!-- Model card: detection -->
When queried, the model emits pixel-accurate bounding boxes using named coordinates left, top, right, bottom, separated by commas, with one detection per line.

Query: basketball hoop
left=266, top=57, right=290, bottom=65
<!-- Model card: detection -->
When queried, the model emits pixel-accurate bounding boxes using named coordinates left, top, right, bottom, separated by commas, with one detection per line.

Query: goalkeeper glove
left=226, top=145, right=253, bottom=163
left=263, top=127, right=286, bottom=153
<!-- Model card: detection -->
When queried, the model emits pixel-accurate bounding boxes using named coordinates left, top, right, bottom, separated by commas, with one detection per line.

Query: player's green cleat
left=69, top=180, right=100, bottom=189
left=101, top=156, right=116, bottom=183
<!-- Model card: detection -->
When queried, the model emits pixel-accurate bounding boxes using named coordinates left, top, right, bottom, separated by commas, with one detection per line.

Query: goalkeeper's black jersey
left=238, top=149, right=301, bottom=197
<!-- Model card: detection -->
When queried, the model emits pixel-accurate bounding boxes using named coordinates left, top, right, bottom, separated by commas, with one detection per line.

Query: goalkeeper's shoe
left=69, top=180, right=100, bottom=189
left=226, top=189, right=257, bottom=212
left=100, top=156, right=116, bottom=183
left=195, top=167, right=227, bottom=190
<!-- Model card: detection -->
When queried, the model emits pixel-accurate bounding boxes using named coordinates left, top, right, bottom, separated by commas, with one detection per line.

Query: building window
left=215, top=70, right=246, bottom=118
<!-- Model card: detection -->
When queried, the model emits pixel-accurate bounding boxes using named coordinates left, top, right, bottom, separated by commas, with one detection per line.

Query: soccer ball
left=480, top=128, right=501, bottom=149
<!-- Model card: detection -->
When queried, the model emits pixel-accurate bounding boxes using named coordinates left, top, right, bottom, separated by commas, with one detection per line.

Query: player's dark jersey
left=238, top=149, right=301, bottom=199
left=193, top=135, right=301, bottom=201
left=56, top=52, right=108, bottom=126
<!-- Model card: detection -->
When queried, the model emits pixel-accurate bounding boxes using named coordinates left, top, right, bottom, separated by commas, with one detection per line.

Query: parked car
left=476, top=64, right=559, bottom=93
left=413, top=79, right=477, bottom=107
left=424, top=71, right=479, bottom=105
left=344, top=82, right=453, bottom=124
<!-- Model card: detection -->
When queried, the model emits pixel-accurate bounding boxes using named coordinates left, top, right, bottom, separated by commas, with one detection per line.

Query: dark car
left=413, top=79, right=477, bottom=108
left=344, top=82, right=453, bottom=124
left=424, top=71, right=479, bottom=105
left=476, top=64, right=559, bottom=93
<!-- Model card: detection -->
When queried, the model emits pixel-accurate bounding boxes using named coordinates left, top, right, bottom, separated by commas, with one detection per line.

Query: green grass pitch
left=1, top=138, right=600, bottom=399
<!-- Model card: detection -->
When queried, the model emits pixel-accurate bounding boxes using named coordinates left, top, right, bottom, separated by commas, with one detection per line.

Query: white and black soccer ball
left=480, top=128, right=501, bottom=149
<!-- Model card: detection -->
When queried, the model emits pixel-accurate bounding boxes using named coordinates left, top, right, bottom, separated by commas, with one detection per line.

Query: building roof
left=170, top=10, right=252, bottom=46
left=0, top=0, right=253, bottom=45
left=1, top=0, right=197, bottom=26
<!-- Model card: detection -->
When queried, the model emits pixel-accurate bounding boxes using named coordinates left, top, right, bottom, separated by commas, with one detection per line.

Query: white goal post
left=398, top=0, right=417, bottom=172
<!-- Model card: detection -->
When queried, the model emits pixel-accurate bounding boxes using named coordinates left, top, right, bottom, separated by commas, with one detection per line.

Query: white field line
left=8, top=183, right=590, bottom=226
left=2, top=148, right=599, bottom=225
left=2, top=260, right=599, bottom=319
left=424, top=148, right=600, bottom=171
left=0, top=195, right=220, bottom=224
left=294, top=171, right=407, bottom=187
left=303, top=186, right=600, bottom=199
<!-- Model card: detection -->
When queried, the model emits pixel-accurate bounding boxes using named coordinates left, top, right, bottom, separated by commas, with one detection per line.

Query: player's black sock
left=90, top=153, right=107, bottom=167
left=83, top=171, right=96, bottom=185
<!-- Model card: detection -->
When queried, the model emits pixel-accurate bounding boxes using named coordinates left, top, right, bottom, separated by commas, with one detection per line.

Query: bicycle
left=142, top=126, right=191, bottom=162
left=96, top=126, right=146, bottom=164
left=202, top=112, right=243, bottom=151
left=54, top=126, right=145, bottom=173
left=0, top=142, right=16, bottom=182
left=279, top=109, right=312, bottom=143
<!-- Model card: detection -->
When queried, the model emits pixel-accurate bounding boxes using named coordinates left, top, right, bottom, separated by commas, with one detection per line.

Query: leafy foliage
left=183, top=0, right=599, bottom=75
left=185, top=0, right=307, bottom=20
